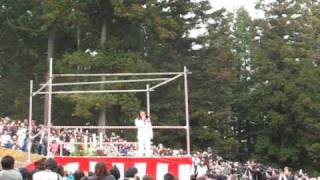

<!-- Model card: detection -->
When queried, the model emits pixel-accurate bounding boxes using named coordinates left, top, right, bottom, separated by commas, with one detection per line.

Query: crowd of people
left=0, top=116, right=187, bottom=157
left=0, top=154, right=318, bottom=180
left=0, top=155, right=178, bottom=180
left=0, top=116, right=319, bottom=180
left=190, top=151, right=318, bottom=180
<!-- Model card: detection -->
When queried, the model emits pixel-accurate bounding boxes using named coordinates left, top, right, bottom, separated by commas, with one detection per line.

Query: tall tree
left=57, top=0, right=149, bottom=135
left=248, top=0, right=320, bottom=173
left=188, top=8, right=242, bottom=159
left=230, top=7, right=256, bottom=159
left=0, top=0, right=87, bottom=123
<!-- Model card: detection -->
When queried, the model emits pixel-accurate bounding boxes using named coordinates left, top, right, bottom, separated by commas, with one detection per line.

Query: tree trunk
left=44, top=27, right=55, bottom=125
left=100, top=19, right=107, bottom=47
left=77, top=26, right=81, bottom=50
left=98, top=19, right=107, bottom=133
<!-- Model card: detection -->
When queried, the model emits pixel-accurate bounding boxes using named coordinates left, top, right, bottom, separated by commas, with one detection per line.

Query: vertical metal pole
left=28, top=80, right=33, bottom=163
left=60, top=142, right=63, bottom=156
left=184, top=66, right=191, bottom=155
left=47, top=58, right=53, bottom=158
left=146, top=84, right=151, bottom=116
left=99, top=132, right=103, bottom=148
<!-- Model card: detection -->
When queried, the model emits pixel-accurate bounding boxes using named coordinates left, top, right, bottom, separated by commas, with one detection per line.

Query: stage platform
left=28, top=156, right=192, bottom=180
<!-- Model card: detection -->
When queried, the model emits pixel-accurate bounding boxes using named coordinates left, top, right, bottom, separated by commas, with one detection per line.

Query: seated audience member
left=0, top=130, right=13, bottom=148
left=88, top=162, right=115, bottom=180
left=33, top=158, right=62, bottom=180
left=0, top=155, right=23, bottom=180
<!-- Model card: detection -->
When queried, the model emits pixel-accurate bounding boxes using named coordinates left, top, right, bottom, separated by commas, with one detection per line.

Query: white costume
left=17, top=127, right=27, bottom=148
left=0, top=134, right=12, bottom=146
left=135, top=118, right=153, bottom=156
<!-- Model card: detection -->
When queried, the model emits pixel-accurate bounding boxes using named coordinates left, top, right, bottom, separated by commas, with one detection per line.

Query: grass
left=0, top=147, right=44, bottom=168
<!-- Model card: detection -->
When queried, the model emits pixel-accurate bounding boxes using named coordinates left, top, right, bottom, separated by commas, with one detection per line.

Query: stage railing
left=27, top=58, right=191, bottom=162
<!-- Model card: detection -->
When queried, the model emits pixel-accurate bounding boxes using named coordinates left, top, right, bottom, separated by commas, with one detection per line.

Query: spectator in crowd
left=124, top=167, right=138, bottom=180
left=18, top=168, right=31, bottom=180
left=142, top=175, right=152, bottom=180
left=283, top=167, right=295, bottom=180
left=163, top=173, right=177, bottom=180
left=269, top=169, right=280, bottom=180
left=16, top=123, right=27, bottom=151
left=33, top=158, right=62, bottom=180
left=88, top=162, right=115, bottom=180
left=0, top=116, right=319, bottom=180
left=196, top=160, right=208, bottom=178
left=50, top=139, right=59, bottom=156
left=110, top=166, right=120, bottom=180
left=73, top=170, right=85, bottom=180
left=0, top=155, right=23, bottom=180
left=0, top=130, right=13, bottom=148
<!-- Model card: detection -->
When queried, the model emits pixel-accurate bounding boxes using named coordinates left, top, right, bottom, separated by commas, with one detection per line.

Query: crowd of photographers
left=0, top=116, right=318, bottom=179
left=190, top=150, right=315, bottom=180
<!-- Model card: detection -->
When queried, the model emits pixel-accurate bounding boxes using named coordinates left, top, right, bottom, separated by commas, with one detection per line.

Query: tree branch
left=6, top=10, right=39, bottom=32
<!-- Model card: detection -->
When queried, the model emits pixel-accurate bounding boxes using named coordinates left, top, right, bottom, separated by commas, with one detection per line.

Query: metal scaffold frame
left=27, top=58, right=191, bottom=162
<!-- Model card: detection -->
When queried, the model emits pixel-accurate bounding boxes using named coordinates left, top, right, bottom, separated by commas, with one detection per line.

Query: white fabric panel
left=64, top=162, right=79, bottom=173
left=156, top=163, right=168, bottom=180
left=112, top=163, right=125, bottom=180
left=134, top=163, right=147, bottom=178
left=89, top=161, right=98, bottom=173
left=178, top=164, right=191, bottom=180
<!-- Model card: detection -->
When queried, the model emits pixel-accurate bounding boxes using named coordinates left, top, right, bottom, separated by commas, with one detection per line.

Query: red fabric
left=168, top=163, right=179, bottom=177
left=26, top=157, right=192, bottom=179
left=55, top=156, right=191, bottom=179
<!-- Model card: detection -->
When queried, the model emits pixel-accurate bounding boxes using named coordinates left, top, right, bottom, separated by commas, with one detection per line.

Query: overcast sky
left=190, top=0, right=264, bottom=38
left=208, top=0, right=264, bottom=18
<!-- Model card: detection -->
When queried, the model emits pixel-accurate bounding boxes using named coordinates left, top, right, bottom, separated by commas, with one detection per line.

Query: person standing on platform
left=135, top=111, right=153, bottom=156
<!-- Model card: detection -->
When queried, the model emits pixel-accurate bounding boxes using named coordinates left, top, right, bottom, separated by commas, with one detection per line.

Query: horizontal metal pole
left=36, top=89, right=149, bottom=95
left=150, top=74, right=183, bottom=90
left=51, top=125, right=187, bottom=129
left=59, top=142, right=138, bottom=145
left=33, top=79, right=50, bottom=96
left=53, top=72, right=184, bottom=77
left=41, top=78, right=170, bottom=87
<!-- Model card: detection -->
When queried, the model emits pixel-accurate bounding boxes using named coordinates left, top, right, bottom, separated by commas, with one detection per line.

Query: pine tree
left=249, top=0, right=320, bottom=173
left=230, top=7, right=257, bottom=160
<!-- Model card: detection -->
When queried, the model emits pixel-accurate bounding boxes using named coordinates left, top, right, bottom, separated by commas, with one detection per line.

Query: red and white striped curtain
left=54, top=156, right=192, bottom=180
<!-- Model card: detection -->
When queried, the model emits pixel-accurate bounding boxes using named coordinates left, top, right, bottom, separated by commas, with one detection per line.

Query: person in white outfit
left=135, top=111, right=153, bottom=157
left=17, top=123, right=27, bottom=150
left=33, top=158, right=62, bottom=180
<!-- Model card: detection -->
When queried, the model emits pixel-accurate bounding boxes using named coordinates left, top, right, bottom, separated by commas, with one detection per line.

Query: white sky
left=190, top=0, right=265, bottom=39
left=208, top=0, right=264, bottom=18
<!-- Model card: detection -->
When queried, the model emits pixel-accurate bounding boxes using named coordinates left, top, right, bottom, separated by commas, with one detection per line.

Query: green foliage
left=246, top=0, right=320, bottom=174
left=71, top=144, right=97, bottom=157
left=57, top=37, right=145, bottom=124
left=1, top=0, right=320, bottom=175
